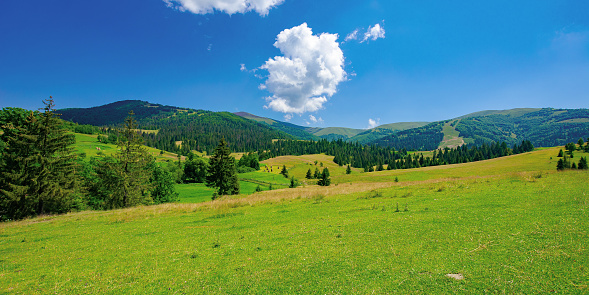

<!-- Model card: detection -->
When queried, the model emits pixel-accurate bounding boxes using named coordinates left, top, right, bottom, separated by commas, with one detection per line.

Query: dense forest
left=455, top=109, right=589, bottom=147
left=370, top=122, right=445, bottom=151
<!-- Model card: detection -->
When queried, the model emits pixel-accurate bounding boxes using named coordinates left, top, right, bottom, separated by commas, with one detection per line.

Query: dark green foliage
left=565, top=142, right=576, bottom=156
left=376, top=163, right=384, bottom=171
left=455, top=108, right=589, bottom=148
left=255, top=185, right=262, bottom=192
left=150, top=163, right=179, bottom=204
left=237, top=152, right=260, bottom=170
left=281, top=165, right=289, bottom=178
left=313, top=168, right=321, bottom=179
left=370, top=122, right=444, bottom=151
left=571, top=162, right=577, bottom=169
left=206, top=139, right=240, bottom=197
left=578, top=157, right=588, bottom=170
left=317, top=168, right=331, bottom=186
left=0, top=99, right=77, bottom=220
left=289, top=177, right=298, bottom=188
left=89, top=112, right=153, bottom=209
left=306, top=168, right=312, bottom=179
left=183, top=156, right=209, bottom=183
left=346, top=165, right=352, bottom=174
left=578, top=138, right=585, bottom=150
left=557, top=149, right=563, bottom=157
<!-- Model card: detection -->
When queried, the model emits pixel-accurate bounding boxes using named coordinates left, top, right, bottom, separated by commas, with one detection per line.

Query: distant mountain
left=59, top=100, right=182, bottom=126
left=60, top=101, right=589, bottom=153
left=349, top=122, right=430, bottom=144
left=233, top=112, right=319, bottom=141
left=59, top=101, right=294, bottom=154
left=372, top=108, right=589, bottom=150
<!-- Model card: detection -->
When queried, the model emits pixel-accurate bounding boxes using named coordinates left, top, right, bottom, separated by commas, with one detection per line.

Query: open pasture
left=1, top=147, right=588, bottom=293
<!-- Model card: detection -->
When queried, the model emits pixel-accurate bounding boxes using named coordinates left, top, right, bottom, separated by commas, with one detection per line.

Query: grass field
left=73, top=133, right=179, bottom=162
left=1, top=147, right=588, bottom=293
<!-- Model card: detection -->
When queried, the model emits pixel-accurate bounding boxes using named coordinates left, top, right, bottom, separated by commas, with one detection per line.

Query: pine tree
left=346, top=165, right=352, bottom=174
left=314, top=167, right=320, bottom=179
left=557, top=149, right=563, bottom=157
left=281, top=165, right=289, bottom=178
left=556, top=158, right=565, bottom=171
left=317, top=168, right=331, bottom=186
left=578, top=157, right=588, bottom=170
left=206, top=138, right=240, bottom=198
left=0, top=98, right=76, bottom=220
left=306, top=168, right=312, bottom=179
left=289, top=177, right=297, bottom=188
left=95, top=111, right=153, bottom=208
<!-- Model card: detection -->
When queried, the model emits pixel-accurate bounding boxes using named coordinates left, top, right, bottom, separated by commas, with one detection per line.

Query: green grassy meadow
left=1, top=147, right=588, bottom=293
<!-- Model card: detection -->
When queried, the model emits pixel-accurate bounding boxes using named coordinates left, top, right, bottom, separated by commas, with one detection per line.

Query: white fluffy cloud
left=163, top=0, right=283, bottom=16
left=362, top=23, right=385, bottom=43
left=367, top=118, right=380, bottom=129
left=260, top=23, right=347, bottom=114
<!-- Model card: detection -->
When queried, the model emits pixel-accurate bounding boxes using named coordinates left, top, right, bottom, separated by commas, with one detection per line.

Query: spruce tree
left=314, top=167, right=320, bottom=179
left=578, top=157, right=588, bottom=170
left=306, top=168, right=312, bottom=179
left=95, top=111, right=153, bottom=208
left=346, top=165, right=352, bottom=174
left=557, top=149, right=563, bottom=157
left=556, top=158, right=565, bottom=171
left=317, top=167, right=331, bottom=186
left=206, top=138, right=240, bottom=198
left=0, top=98, right=76, bottom=220
left=281, top=165, right=289, bottom=178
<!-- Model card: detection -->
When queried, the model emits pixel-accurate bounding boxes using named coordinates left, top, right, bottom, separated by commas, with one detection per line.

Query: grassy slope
left=438, top=121, right=465, bottom=149
left=310, top=127, right=364, bottom=138
left=1, top=148, right=588, bottom=293
left=73, top=133, right=179, bottom=161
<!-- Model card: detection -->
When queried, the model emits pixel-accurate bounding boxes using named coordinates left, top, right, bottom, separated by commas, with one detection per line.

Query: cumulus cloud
left=344, top=29, right=359, bottom=42
left=240, top=64, right=247, bottom=72
left=259, top=23, right=347, bottom=114
left=284, top=114, right=293, bottom=121
left=361, top=23, right=385, bottom=43
left=163, top=0, right=284, bottom=16
left=367, top=118, right=380, bottom=129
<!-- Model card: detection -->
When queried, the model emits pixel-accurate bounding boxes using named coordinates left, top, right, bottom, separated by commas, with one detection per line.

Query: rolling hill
left=59, top=101, right=589, bottom=153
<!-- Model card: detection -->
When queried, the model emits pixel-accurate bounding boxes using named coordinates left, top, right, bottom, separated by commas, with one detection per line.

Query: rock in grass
left=446, top=273, right=464, bottom=280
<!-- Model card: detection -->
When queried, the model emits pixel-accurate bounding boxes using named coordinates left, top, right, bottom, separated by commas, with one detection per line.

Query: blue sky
left=0, top=0, right=587, bottom=129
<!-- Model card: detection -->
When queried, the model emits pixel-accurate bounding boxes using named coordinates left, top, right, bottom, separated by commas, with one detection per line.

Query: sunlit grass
left=1, top=147, right=588, bottom=293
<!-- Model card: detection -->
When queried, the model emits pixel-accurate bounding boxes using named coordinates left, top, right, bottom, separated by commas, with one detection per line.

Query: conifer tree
left=306, top=168, right=312, bottom=179
left=317, top=167, right=331, bottom=186
left=346, top=164, right=352, bottom=174
left=206, top=138, right=240, bottom=198
left=556, top=158, right=565, bottom=171
left=557, top=149, right=563, bottom=157
left=281, top=165, right=289, bottom=178
left=94, top=111, right=153, bottom=208
left=314, top=167, right=320, bottom=179
left=0, top=98, right=76, bottom=220
left=578, top=157, right=588, bottom=170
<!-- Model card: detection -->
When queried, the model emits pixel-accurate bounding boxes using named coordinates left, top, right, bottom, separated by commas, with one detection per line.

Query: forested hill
left=58, top=100, right=182, bottom=126
left=58, top=100, right=294, bottom=154
left=372, top=108, right=589, bottom=150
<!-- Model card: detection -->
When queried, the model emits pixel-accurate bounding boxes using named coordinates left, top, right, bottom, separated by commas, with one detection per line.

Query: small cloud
left=284, top=114, right=293, bottom=121
left=344, top=29, right=359, bottom=42
left=163, top=0, right=284, bottom=16
left=361, top=23, right=385, bottom=43
left=207, top=44, right=212, bottom=51
left=309, top=115, right=324, bottom=124
left=367, top=118, right=380, bottom=129
left=240, top=64, right=247, bottom=72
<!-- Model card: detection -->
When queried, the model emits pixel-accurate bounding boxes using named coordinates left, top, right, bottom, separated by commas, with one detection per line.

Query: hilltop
left=58, top=100, right=589, bottom=153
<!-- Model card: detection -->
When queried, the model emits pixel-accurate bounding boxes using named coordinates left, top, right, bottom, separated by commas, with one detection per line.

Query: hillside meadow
left=0, top=147, right=588, bottom=293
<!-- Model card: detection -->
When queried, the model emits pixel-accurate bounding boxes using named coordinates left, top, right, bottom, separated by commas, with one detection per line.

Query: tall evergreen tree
left=0, top=98, right=76, bottom=220
left=313, top=167, right=320, bottom=179
left=206, top=138, right=240, bottom=198
left=94, top=111, right=153, bottom=209
left=317, top=168, right=331, bottom=186
left=306, top=168, right=312, bottom=179
left=346, top=164, right=352, bottom=174
left=578, top=157, right=588, bottom=170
